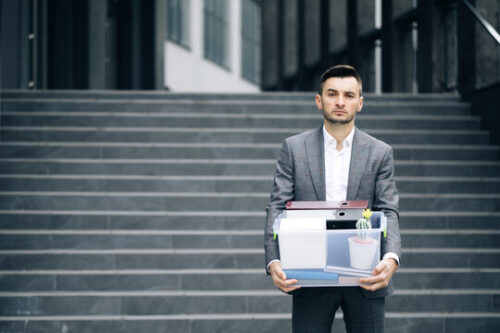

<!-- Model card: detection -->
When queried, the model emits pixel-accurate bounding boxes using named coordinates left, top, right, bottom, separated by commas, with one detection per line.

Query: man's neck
left=324, top=121, right=355, bottom=150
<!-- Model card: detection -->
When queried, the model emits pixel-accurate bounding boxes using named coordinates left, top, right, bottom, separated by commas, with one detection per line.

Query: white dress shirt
left=323, top=125, right=354, bottom=203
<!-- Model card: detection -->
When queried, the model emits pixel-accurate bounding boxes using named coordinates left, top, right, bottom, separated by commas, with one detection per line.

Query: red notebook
left=285, top=200, right=368, bottom=210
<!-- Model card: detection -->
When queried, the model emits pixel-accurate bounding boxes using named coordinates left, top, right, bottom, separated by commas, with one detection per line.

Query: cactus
left=356, top=209, right=372, bottom=240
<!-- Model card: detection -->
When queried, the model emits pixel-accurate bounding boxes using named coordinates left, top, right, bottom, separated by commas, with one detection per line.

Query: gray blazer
left=264, top=126, right=401, bottom=298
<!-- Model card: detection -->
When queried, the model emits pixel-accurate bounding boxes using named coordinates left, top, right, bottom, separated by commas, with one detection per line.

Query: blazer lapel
left=305, top=127, right=326, bottom=201
left=347, top=128, right=369, bottom=200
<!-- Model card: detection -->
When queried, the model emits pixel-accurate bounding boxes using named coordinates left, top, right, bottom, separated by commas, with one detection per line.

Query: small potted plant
left=348, top=209, right=380, bottom=270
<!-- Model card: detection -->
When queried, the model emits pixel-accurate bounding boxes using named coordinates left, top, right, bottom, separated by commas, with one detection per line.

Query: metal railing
left=460, top=0, right=500, bottom=83
left=460, top=0, right=500, bottom=45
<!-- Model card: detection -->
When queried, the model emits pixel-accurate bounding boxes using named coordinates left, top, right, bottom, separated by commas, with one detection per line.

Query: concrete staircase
left=0, top=91, right=499, bottom=332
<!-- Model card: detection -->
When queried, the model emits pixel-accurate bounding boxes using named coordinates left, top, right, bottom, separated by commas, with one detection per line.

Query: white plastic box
left=277, top=217, right=327, bottom=269
left=273, top=211, right=387, bottom=287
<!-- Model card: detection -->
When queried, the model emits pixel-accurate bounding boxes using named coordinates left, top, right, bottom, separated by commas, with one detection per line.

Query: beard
left=322, top=108, right=356, bottom=125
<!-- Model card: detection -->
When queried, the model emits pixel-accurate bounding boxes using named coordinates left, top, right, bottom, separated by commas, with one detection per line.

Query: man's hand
left=268, top=261, right=301, bottom=293
left=359, top=258, right=398, bottom=291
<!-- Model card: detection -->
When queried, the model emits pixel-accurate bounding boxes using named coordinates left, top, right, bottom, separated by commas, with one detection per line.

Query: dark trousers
left=292, top=287, right=385, bottom=333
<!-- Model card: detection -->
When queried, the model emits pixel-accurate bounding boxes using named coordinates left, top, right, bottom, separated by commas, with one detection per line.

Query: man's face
left=315, top=77, right=363, bottom=125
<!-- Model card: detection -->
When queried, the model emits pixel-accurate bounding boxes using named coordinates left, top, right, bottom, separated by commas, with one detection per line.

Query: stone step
left=1, top=212, right=498, bottom=231
left=1, top=159, right=498, bottom=177
left=0, top=100, right=472, bottom=115
left=0, top=290, right=497, bottom=315
left=1, top=127, right=490, bottom=145
left=1, top=143, right=498, bottom=161
left=398, top=213, right=500, bottom=229
left=0, top=112, right=482, bottom=130
left=0, top=90, right=463, bottom=102
left=0, top=248, right=497, bottom=272
left=2, top=90, right=317, bottom=100
left=0, top=90, right=464, bottom=102
left=0, top=313, right=498, bottom=333
left=2, top=313, right=500, bottom=333
left=0, top=268, right=498, bottom=290
left=0, top=192, right=498, bottom=211
left=0, top=229, right=498, bottom=252
left=0, top=175, right=498, bottom=194
left=0, top=213, right=264, bottom=231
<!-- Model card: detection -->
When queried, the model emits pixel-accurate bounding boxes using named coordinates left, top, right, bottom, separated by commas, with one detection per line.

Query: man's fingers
left=273, top=276, right=299, bottom=292
left=269, top=263, right=287, bottom=281
left=281, top=280, right=300, bottom=293
left=359, top=273, right=388, bottom=290
left=277, top=284, right=299, bottom=293
left=359, top=270, right=380, bottom=285
left=269, top=263, right=301, bottom=292
left=359, top=274, right=382, bottom=284
left=274, top=277, right=298, bottom=288
left=359, top=275, right=390, bottom=291
left=357, top=259, right=397, bottom=291
left=373, top=261, right=387, bottom=275
left=360, top=281, right=385, bottom=291
left=358, top=269, right=389, bottom=290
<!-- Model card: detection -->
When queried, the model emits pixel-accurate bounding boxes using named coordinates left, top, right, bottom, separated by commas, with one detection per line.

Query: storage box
left=273, top=209, right=386, bottom=287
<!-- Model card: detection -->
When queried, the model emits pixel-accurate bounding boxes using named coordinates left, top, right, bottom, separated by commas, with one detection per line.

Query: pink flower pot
left=348, top=236, right=379, bottom=270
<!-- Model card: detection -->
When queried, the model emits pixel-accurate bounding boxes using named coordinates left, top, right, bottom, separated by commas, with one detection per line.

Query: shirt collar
left=323, top=125, right=355, bottom=150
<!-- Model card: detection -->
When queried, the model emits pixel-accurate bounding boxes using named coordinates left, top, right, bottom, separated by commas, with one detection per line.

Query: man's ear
left=315, top=94, right=322, bottom=111
left=357, top=96, right=364, bottom=112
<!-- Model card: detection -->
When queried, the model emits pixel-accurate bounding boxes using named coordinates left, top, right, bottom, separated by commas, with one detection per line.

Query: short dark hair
left=318, top=65, right=363, bottom=96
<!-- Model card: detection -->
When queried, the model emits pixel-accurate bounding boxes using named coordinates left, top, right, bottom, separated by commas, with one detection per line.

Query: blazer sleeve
left=264, top=139, right=295, bottom=270
left=374, top=146, right=402, bottom=261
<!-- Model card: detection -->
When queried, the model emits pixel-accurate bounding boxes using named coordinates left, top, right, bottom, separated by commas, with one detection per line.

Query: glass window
left=204, top=0, right=229, bottom=68
left=241, top=0, right=261, bottom=84
left=167, top=0, right=190, bottom=47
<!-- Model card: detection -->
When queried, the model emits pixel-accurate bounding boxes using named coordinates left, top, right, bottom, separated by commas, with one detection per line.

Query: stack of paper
left=324, top=265, right=372, bottom=277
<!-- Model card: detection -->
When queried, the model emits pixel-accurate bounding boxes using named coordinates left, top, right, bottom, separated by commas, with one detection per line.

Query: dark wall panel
left=47, top=0, right=88, bottom=89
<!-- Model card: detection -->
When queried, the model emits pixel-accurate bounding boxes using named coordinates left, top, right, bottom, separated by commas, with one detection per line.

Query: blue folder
left=284, top=269, right=338, bottom=280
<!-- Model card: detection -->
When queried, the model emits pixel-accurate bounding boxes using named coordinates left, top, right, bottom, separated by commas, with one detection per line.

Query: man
left=264, top=65, right=401, bottom=332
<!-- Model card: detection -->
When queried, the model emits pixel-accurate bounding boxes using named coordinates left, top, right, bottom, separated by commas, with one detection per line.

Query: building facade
left=164, top=0, right=261, bottom=92
left=261, top=0, right=500, bottom=95
left=0, top=0, right=261, bottom=92
left=1, top=0, right=498, bottom=95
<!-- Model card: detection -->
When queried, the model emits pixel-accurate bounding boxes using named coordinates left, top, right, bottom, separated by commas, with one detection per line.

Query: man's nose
left=336, top=96, right=345, bottom=106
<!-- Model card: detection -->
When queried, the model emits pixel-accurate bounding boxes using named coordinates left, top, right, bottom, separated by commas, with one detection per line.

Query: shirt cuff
left=383, top=252, right=400, bottom=267
left=267, top=259, right=280, bottom=273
